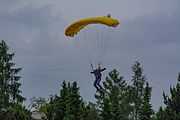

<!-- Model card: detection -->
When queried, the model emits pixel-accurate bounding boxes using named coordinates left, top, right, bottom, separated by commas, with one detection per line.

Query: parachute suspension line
left=92, top=25, right=107, bottom=67
left=74, top=30, right=94, bottom=70
left=93, top=26, right=99, bottom=66
left=99, top=26, right=106, bottom=65
left=95, top=25, right=101, bottom=66
left=101, top=26, right=110, bottom=64
left=88, top=27, right=99, bottom=69
left=94, top=25, right=103, bottom=67
left=88, top=27, right=96, bottom=66
left=102, top=26, right=106, bottom=64
left=82, top=29, right=93, bottom=68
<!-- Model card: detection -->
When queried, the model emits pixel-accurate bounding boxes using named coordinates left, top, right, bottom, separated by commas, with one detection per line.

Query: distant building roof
left=31, top=111, right=46, bottom=120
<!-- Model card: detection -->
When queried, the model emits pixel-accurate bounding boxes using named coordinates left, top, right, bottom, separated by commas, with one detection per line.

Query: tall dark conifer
left=131, top=61, right=146, bottom=120
left=95, top=69, right=130, bottom=120
left=45, top=81, right=85, bottom=120
left=0, top=40, right=25, bottom=104
left=131, top=61, right=154, bottom=120
left=156, top=73, right=180, bottom=120
left=0, top=40, right=31, bottom=119
left=84, top=102, right=100, bottom=120
left=139, top=82, right=154, bottom=120
left=67, top=81, right=84, bottom=120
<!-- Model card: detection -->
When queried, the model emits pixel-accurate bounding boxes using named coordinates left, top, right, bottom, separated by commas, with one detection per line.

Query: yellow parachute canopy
left=65, top=16, right=119, bottom=37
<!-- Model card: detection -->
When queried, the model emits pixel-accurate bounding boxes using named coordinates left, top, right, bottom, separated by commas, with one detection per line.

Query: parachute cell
left=65, top=16, right=119, bottom=37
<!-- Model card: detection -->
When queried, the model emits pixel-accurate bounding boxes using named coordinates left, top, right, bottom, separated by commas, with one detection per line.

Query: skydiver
left=91, top=65, right=106, bottom=92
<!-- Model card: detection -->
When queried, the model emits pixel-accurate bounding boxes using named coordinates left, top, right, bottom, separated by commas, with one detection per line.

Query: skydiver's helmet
left=97, top=66, right=101, bottom=71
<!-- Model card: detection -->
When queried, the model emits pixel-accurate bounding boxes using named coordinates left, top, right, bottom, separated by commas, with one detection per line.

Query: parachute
left=65, top=16, right=119, bottom=37
left=65, top=15, right=119, bottom=67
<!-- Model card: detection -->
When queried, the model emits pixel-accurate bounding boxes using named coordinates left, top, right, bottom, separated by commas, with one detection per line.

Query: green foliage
left=95, top=69, right=131, bottom=120
left=156, top=73, right=180, bottom=120
left=29, top=96, right=48, bottom=113
left=0, top=103, right=32, bottom=120
left=139, top=82, right=154, bottom=120
left=131, top=61, right=154, bottom=120
left=83, top=102, right=100, bottom=120
left=155, top=107, right=165, bottom=120
left=44, top=81, right=85, bottom=120
left=0, top=40, right=32, bottom=119
left=0, top=40, right=25, bottom=104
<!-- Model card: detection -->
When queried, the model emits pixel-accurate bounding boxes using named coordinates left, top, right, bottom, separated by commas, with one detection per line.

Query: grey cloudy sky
left=0, top=0, right=179, bottom=110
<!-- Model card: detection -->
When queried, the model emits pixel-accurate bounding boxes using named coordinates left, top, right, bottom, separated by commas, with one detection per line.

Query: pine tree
left=131, top=61, right=146, bottom=120
left=131, top=61, right=154, bottom=120
left=156, top=73, right=180, bottom=120
left=84, top=102, right=100, bottom=120
left=46, top=95, right=62, bottom=120
left=156, top=107, right=167, bottom=120
left=3, top=103, right=32, bottom=120
left=0, top=40, right=32, bottom=119
left=95, top=69, right=131, bottom=120
left=46, top=81, right=68, bottom=120
left=139, top=82, right=154, bottom=120
left=65, top=81, right=84, bottom=120
left=45, top=81, right=85, bottom=120
left=0, top=40, right=25, bottom=104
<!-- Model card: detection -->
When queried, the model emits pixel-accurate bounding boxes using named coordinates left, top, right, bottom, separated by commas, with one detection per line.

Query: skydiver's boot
left=99, top=85, right=103, bottom=90
left=96, top=88, right=99, bottom=93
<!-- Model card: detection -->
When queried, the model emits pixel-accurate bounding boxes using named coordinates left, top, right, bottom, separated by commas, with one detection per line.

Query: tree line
left=0, top=40, right=180, bottom=120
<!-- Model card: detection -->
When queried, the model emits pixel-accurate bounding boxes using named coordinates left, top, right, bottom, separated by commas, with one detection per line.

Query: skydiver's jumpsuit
left=91, top=68, right=106, bottom=91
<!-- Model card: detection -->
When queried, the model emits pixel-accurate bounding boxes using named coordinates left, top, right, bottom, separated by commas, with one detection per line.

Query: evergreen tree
left=131, top=61, right=146, bottom=120
left=45, top=81, right=68, bottom=120
left=156, top=73, right=180, bottom=120
left=95, top=69, right=131, bottom=120
left=84, top=102, right=100, bottom=120
left=64, top=81, right=84, bottom=120
left=0, top=40, right=31, bottom=119
left=0, top=40, right=25, bottom=104
left=2, top=103, right=32, bottom=120
left=155, top=107, right=166, bottom=120
left=46, top=95, right=61, bottom=120
left=139, top=82, right=154, bottom=120
left=131, top=61, right=154, bottom=120
left=45, top=81, right=85, bottom=120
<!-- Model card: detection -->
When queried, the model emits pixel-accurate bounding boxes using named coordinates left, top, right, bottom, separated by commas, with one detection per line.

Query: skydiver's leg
left=97, top=78, right=102, bottom=89
left=93, top=78, right=99, bottom=91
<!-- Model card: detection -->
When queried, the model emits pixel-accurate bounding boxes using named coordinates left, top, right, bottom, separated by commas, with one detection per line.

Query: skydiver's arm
left=100, top=68, right=106, bottom=72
